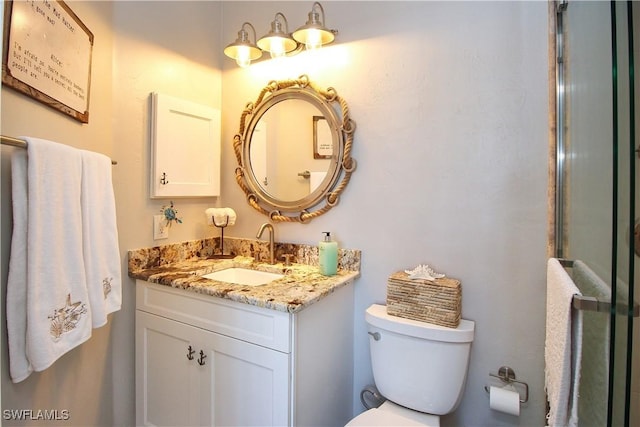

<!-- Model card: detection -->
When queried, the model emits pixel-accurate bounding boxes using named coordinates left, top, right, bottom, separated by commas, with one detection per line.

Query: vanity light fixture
left=257, top=13, right=298, bottom=59
left=292, top=2, right=336, bottom=51
left=223, top=22, right=262, bottom=68
left=224, top=2, right=337, bottom=67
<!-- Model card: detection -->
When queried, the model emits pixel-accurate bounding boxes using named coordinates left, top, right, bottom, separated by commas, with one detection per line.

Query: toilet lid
left=346, top=405, right=439, bottom=427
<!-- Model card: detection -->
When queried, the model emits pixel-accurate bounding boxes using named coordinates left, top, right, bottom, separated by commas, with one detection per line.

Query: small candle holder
left=210, top=215, right=234, bottom=259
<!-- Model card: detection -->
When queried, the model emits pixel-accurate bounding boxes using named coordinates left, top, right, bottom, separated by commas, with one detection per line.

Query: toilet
left=346, top=304, right=475, bottom=427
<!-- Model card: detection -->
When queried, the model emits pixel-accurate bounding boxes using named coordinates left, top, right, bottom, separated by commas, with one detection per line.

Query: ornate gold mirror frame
left=233, top=75, right=356, bottom=223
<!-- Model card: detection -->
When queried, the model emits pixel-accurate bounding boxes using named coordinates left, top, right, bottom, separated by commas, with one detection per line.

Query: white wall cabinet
left=135, top=280, right=354, bottom=427
left=150, top=93, right=221, bottom=198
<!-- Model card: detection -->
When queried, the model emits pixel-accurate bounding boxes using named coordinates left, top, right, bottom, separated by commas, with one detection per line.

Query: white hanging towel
left=573, top=260, right=609, bottom=427
left=7, top=138, right=92, bottom=383
left=81, top=149, right=122, bottom=328
left=545, top=258, right=583, bottom=427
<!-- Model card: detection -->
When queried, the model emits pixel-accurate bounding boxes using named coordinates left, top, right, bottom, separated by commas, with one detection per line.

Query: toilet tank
left=366, top=304, right=475, bottom=415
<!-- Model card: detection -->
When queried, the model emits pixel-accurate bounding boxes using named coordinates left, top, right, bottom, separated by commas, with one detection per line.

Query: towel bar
left=559, top=258, right=639, bottom=317
left=1, top=135, right=117, bottom=165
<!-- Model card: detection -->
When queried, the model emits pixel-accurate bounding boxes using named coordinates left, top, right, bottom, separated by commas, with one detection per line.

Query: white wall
left=221, top=2, right=549, bottom=426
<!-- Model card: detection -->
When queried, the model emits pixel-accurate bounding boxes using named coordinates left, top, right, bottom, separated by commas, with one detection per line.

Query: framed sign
left=2, top=0, right=93, bottom=123
left=313, top=115, right=332, bottom=159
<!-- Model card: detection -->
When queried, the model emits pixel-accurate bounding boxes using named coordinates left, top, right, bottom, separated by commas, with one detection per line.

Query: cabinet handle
left=160, top=172, right=169, bottom=185
left=187, top=345, right=195, bottom=360
left=197, top=350, right=207, bottom=366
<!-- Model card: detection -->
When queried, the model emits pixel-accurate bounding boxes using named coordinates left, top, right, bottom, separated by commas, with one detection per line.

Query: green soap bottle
left=319, top=232, right=338, bottom=276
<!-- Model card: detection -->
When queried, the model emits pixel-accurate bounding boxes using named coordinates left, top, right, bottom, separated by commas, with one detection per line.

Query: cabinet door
left=201, top=332, right=290, bottom=427
left=150, top=93, right=221, bottom=198
left=136, top=311, right=202, bottom=427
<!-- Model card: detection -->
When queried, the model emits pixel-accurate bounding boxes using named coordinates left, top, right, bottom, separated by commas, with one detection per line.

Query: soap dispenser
left=319, top=232, right=338, bottom=276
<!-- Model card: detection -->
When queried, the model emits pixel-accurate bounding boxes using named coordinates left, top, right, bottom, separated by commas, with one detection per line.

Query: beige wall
left=110, top=2, right=223, bottom=424
left=1, top=1, right=222, bottom=425
left=1, top=1, right=116, bottom=425
left=2, top=1, right=550, bottom=426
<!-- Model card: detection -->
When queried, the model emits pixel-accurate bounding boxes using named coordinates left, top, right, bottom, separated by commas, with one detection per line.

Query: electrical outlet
left=153, top=215, right=169, bottom=240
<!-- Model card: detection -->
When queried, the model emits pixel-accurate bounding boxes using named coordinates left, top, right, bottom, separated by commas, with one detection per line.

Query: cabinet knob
left=197, top=350, right=207, bottom=366
left=187, top=345, right=195, bottom=360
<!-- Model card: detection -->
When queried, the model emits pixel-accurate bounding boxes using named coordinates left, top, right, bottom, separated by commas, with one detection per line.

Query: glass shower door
left=609, top=2, right=637, bottom=426
left=556, top=1, right=637, bottom=426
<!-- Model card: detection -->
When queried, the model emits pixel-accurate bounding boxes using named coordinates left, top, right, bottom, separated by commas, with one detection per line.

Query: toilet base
left=346, top=401, right=440, bottom=427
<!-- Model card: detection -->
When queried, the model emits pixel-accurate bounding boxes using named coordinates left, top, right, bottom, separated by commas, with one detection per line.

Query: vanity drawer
left=136, top=280, right=291, bottom=353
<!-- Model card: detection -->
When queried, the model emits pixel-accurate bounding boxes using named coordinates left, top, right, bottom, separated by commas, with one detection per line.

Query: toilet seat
left=346, top=401, right=440, bottom=427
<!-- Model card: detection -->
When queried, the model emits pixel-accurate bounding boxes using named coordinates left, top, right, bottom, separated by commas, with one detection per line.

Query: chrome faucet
left=256, top=223, right=275, bottom=264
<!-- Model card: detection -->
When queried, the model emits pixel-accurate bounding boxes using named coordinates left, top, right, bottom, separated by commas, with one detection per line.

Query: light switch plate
left=153, top=215, right=169, bottom=240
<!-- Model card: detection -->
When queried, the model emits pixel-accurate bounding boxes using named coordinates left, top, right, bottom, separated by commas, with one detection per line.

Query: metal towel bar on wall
left=559, top=258, right=639, bottom=317
left=1, top=135, right=117, bottom=165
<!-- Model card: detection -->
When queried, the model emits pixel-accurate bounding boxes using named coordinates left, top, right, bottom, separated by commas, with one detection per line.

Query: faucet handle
left=282, top=254, right=294, bottom=266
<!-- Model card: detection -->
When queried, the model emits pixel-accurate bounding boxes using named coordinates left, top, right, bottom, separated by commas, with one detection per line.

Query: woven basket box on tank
left=386, top=271, right=461, bottom=328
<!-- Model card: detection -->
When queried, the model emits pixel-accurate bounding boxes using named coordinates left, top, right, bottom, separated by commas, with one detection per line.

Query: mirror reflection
left=249, top=99, right=331, bottom=202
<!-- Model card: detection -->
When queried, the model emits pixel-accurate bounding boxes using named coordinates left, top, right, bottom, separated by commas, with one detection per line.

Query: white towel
left=7, top=138, right=92, bottom=382
left=545, top=258, right=583, bottom=427
left=572, top=261, right=609, bottom=427
left=6, top=150, right=30, bottom=382
left=309, top=171, right=326, bottom=193
left=206, top=207, right=237, bottom=227
left=81, top=149, right=122, bottom=328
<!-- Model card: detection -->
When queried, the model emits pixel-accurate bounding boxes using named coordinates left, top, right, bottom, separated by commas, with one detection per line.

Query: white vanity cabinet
left=135, top=280, right=354, bottom=426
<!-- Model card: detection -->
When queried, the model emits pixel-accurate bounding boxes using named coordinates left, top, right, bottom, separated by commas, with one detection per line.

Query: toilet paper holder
left=484, top=366, right=529, bottom=403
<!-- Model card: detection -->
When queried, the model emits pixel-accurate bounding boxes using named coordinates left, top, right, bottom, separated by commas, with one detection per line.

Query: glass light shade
left=293, top=27, right=334, bottom=50
left=224, top=44, right=261, bottom=67
left=224, top=24, right=262, bottom=67
left=292, top=9, right=335, bottom=50
left=257, top=14, right=298, bottom=58
left=257, top=35, right=297, bottom=58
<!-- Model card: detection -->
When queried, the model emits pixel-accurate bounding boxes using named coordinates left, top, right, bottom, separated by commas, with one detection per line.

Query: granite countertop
left=128, top=237, right=361, bottom=313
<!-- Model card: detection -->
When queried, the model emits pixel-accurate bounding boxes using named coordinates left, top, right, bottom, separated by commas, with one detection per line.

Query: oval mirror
left=233, top=76, right=356, bottom=223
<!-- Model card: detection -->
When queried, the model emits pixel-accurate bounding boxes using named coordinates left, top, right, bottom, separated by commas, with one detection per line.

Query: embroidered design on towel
left=102, top=277, right=113, bottom=299
left=48, top=294, right=88, bottom=341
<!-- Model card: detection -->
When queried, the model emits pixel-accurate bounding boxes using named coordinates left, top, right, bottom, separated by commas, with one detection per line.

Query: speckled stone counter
left=128, top=237, right=361, bottom=313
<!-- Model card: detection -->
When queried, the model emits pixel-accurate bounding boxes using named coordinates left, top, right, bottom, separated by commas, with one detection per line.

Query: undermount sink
left=201, top=268, right=284, bottom=286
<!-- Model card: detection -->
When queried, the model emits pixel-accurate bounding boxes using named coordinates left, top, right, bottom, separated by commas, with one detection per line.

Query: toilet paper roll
left=489, top=385, right=520, bottom=416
